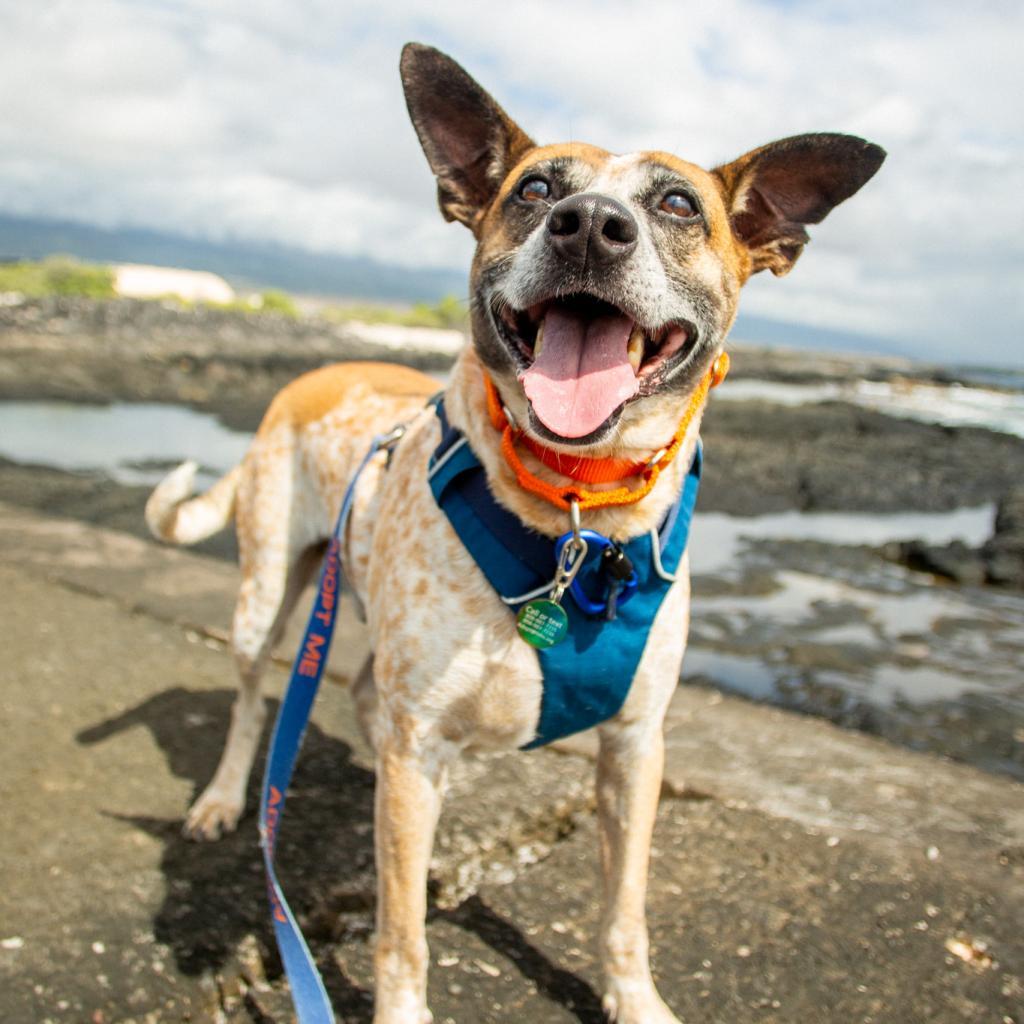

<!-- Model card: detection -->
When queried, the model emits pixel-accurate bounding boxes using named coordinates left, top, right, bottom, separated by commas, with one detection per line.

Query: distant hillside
left=730, top=312, right=908, bottom=361
left=0, top=211, right=916, bottom=362
left=0, top=214, right=466, bottom=304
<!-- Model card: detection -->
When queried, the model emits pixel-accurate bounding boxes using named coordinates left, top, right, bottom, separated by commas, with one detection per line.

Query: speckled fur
left=145, top=43, right=883, bottom=1024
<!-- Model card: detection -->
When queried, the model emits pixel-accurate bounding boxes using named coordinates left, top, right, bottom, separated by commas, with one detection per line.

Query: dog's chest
left=349, top=413, right=545, bottom=748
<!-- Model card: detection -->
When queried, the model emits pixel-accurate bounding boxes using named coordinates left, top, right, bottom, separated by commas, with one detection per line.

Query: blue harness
left=427, top=398, right=702, bottom=748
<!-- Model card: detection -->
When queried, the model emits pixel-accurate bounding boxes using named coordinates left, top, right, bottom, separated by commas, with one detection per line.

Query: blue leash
left=258, top=426, right=404, bottom=1024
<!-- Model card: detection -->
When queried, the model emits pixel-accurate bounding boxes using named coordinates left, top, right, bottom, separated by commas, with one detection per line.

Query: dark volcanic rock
left=884, top=487, right=1024, bottom=590
left=983, top=486, right=1024, bottom=586
left=4, top=296, right=1024, bottom=520
left=0, top=296, right=458, bottom=429
left=698, top=399, right=1024, bottom=516
left=890, top=538, right=989, bottom=586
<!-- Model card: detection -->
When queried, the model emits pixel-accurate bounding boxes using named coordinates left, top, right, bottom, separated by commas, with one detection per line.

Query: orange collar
left=484, top=352, right=729, bottom=512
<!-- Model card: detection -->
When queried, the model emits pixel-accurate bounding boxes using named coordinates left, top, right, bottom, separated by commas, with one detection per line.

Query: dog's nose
left=546, top=193, right=638, bottom=266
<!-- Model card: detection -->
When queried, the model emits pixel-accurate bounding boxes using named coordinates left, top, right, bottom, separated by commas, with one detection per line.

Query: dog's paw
left=182, top=790, right=243, bottom=841
left=603, top=980, right=683, bottom=1024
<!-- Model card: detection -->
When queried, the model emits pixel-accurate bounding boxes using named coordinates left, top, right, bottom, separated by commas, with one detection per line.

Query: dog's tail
left=145, top=460, right=242, bottom=545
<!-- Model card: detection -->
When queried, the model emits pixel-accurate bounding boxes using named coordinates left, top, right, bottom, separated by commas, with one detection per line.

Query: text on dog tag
left=516, top=598, right=569, bottom=648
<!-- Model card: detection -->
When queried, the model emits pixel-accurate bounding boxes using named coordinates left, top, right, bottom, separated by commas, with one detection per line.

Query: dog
left=146, top=43, right=883, bottom=1024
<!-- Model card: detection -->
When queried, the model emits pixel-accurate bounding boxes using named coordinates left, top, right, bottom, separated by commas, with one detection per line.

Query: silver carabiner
left=549, top=498, right=587, bottom=603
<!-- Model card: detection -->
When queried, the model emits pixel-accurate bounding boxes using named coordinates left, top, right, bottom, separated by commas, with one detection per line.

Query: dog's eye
left=660, top=192, right=697, bottom=218
left=519, top=177, right=550, bottom=202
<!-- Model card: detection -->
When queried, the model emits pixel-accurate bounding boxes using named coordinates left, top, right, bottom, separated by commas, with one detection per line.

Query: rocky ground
left=886, top=488, right=1024, bottom=589
left=1, top=506, right=1022, bottom=1024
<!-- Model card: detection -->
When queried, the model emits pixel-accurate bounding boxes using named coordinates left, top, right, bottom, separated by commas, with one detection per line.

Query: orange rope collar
left=484, top=352, right=729, bottom=512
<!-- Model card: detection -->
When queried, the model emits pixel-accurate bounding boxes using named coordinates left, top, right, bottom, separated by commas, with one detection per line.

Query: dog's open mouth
left=493, top=293, right=697, bottom=440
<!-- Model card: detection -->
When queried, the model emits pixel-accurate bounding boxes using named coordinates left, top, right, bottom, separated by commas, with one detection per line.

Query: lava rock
left=983, top=487, right=1024, bottom=586
left=895, top=538, right=988, bottom=586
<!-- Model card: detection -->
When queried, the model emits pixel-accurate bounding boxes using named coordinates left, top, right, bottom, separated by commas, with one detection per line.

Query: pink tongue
left=521, top=307, right=639, bottom=439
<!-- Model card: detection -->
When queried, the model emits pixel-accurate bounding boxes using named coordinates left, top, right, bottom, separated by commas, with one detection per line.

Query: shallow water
left=689, top=506, right=994, bottom=577
left=685, top=539, right=1024, bottom=778
left=0, top=401, right=250, bottom=485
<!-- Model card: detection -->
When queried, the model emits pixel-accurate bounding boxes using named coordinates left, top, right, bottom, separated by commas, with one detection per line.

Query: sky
left=0, top=1, right=1021, bottom=367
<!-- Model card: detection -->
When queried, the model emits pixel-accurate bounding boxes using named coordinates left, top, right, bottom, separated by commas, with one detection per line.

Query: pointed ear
left=400, top=43, right=536, bottom=230
left=713, top=133, right=885, bottom=276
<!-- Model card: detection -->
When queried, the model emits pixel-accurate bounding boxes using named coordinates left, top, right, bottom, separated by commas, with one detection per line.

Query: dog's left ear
left=401, top=43, right=535, bottom=230
left=713, top=133, right=885, bottom=276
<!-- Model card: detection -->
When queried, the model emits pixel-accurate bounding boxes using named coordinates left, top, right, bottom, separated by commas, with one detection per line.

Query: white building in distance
left=113, top=264, right=235, bottom=304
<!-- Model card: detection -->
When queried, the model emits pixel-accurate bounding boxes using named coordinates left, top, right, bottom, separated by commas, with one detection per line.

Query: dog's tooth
left=533, top=318, right=545, bottom=358
left=627, top=325, right=644, bottom=373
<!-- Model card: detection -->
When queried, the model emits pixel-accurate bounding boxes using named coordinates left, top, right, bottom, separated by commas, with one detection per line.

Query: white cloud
left=0, top=0, right=1021, bottom=364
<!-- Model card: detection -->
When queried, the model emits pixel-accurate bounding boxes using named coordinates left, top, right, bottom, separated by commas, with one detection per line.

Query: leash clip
left=550, top=530, right=588, bottom=605
left=550, top=498, right=587, bottom=603
left=376, top=424, right=407, bottom=450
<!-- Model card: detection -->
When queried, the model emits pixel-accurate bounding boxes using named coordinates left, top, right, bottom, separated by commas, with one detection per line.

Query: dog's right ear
left=400, top=43, right=535, bottom=231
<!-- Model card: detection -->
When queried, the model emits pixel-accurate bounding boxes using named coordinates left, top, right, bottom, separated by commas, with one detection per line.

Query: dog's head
left=401, top=44, right=884, bottom=450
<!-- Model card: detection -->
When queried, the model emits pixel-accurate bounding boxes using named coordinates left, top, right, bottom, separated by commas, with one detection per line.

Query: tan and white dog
left=146, top=43, right=883, bottom=1024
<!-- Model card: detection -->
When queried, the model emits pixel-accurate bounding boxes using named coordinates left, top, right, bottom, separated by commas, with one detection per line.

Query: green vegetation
left=322, top=293, right=468, bottom=331
left=0, top=255, right=116, bottom=299
left=258, top=289, right=299, bottom=317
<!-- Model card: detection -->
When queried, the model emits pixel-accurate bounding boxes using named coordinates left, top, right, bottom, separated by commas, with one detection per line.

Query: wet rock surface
left=884, top=487, right=1024, bottom=590
left=985, top=488, right=1024, bottom=586
left=685, top=532, right=1024, bottom=782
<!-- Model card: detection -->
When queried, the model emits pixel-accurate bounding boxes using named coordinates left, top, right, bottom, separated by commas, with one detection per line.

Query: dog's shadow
left=77, top=687, right=381, bottom=1016
left=77, top=687, right=604, bottom=1022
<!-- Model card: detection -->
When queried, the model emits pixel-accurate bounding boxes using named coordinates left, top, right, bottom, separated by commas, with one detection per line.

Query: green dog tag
left=517, top=598, right=569, bottom=649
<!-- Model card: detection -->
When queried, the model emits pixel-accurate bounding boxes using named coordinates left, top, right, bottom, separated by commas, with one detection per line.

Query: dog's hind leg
left=184, top=537, right=324, bottom=841
left=596, top=719, right=683, bottom=1024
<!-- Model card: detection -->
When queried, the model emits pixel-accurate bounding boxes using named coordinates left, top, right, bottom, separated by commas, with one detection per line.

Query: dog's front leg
left=597, top=720, right=683, bottom=1024
left=373, top=725, right=447, bottom=1024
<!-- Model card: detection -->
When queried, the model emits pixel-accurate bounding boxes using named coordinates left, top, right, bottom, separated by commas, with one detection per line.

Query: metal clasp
left=550, top=499, right=587, bottom=604
left=376, top=424, right=407, bottom=451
